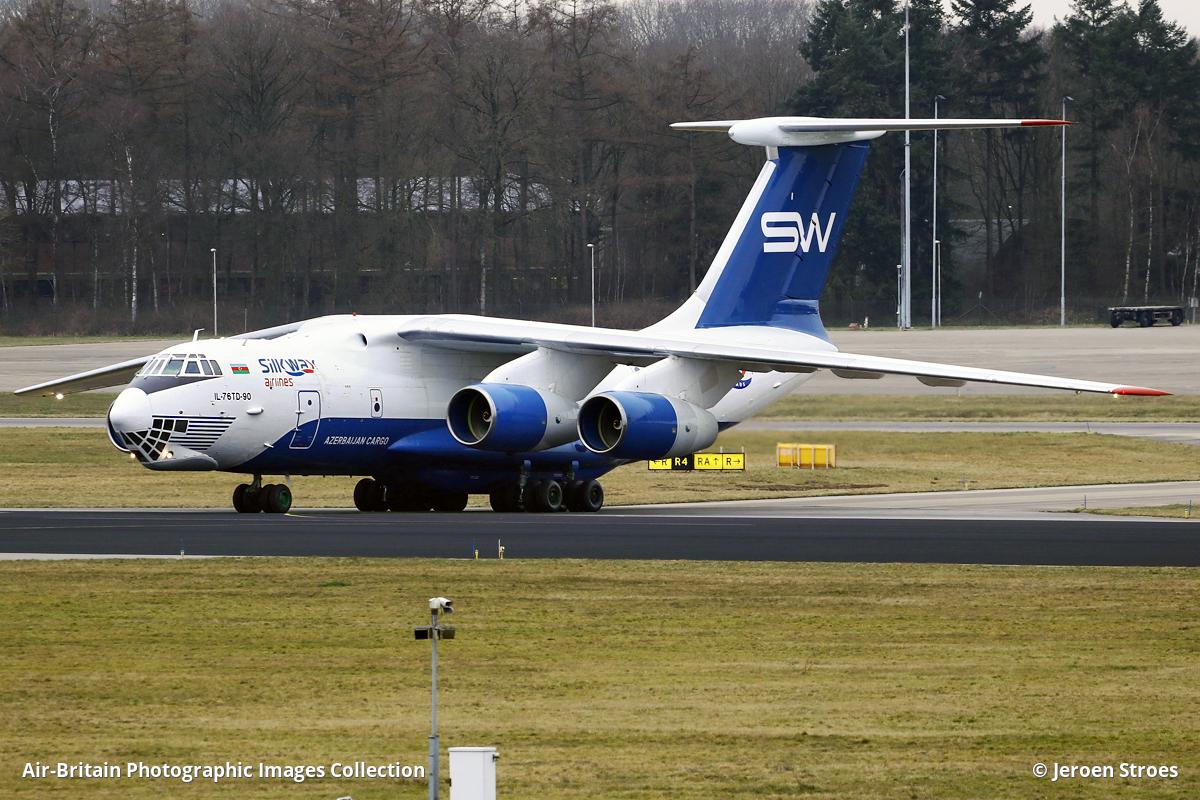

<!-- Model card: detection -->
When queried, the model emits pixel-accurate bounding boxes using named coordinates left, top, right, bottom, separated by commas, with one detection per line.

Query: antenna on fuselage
left=192, top=328, right=204, bottom=342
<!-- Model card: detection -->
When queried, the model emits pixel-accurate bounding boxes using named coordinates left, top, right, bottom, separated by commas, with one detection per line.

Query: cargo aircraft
left=16, top=116, right=1168, bottom=514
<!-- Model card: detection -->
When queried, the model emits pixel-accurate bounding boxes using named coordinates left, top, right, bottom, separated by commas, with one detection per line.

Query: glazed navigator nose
left=107, top=387, right=152, bottom=436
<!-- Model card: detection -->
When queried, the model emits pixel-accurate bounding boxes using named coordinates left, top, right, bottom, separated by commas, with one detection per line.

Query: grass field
left=0, top=335, right=181, bottom=348
left=3, top=427, right=1200, bottom=508
left=1074, top=504, right=1200, bottom=519
left=5, top=391, right=1198, bottom=421
left=0, top=392, right=116, bottom=417
left=1, top=558, right=1195, bottom=799
left=759, top=393, right=1200, bottom=421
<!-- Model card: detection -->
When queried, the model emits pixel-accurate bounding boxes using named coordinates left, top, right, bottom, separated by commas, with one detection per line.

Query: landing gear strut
left=353, top=478, right=469, bottom=513
left=488, top=479, right=604, bottom=513
left=233, top=476, right=292, bottom=514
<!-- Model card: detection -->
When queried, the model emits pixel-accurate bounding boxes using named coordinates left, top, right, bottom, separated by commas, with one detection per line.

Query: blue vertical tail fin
left=652, top=116, right=1068, bottom=338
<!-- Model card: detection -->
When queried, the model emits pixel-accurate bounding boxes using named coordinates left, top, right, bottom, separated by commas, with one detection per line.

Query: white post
left=926, top=95, right=936, bottom=328
left=429, top=609, right=439, bottom=800
left=210, top=248, right=217, bottom=336
left=934, top=239, right=942, bottom=326
left=1060, top=96, right=1072, bottom=328
left=587, top=243, right=596, bottom=326
left=901, top=0, right=912, bottom=329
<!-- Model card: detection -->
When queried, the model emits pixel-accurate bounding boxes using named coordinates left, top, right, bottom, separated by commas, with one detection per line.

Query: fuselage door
left=290, top=390, right=321, bottom=449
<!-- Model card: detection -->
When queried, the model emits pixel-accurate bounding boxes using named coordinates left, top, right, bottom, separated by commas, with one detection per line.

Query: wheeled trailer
left=1108, top=305, right=1184, bottom=328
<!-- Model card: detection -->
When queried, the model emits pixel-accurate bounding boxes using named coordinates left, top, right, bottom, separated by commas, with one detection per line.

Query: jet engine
left=446, top=383, right=578, bottom=452
left=576, top=391, right=718, bottom=461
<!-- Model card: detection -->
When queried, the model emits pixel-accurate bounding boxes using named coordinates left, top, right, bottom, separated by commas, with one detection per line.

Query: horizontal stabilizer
left=671, top=116, right=1068, bottom=147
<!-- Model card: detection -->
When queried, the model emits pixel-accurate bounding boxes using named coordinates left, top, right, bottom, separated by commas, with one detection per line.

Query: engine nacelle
left=577, top=391, right=718, bottom=461
left=446, top=383, right=577, bottom=452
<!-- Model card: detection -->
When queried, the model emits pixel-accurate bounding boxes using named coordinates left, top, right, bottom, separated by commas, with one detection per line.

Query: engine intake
left=446, top=383, right=577, bottom=452
left=577, top=391, right=718, bottom=461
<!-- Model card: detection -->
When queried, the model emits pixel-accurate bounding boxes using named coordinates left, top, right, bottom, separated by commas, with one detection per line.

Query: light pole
left=210, top=248, right=217, bottom=336
left=415, top=597, right=455, bottom=800
left=1060, top=96, right=1073, bottom=328
left=901, top=0, right=912, bottom=329
left=587, top=243, right=596, bottom=327
left=932, top=95, right=945, bottom=328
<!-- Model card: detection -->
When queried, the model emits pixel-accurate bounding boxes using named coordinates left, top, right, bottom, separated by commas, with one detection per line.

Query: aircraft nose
left=107, top=387, right=152, bottom=434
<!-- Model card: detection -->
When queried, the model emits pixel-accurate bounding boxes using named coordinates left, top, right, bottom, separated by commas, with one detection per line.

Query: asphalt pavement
left=0, top=504, right=1196, bottom=566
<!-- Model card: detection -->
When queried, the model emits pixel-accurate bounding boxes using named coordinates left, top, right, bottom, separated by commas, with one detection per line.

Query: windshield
left=132, top=353, right=223, bottom=390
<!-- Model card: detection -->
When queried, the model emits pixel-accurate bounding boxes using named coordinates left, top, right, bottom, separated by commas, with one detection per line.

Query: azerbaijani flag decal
left=231, top=364, right=250, bottom=375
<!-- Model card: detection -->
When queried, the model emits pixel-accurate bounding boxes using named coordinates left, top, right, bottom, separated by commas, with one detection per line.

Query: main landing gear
left=352, top=478, right=469, bottom=513
left=233, top=477, right=292, bottom=514
left=489, top=479, right=604, bottom=513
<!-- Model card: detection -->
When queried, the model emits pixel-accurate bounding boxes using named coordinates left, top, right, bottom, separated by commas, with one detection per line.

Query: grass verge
left=3, top=427, right=1200, bottom=508
left=0, top=558, right=1196, bottom=799
left=0, top=392, right=116, bottom=417
left=0, top=335, right=182, bottom=347
left=1071, top=504, right=1200, bottom=519
left=758, top=393, right=1200, bottom=421
left=5, top=393, right=1200, bottom=421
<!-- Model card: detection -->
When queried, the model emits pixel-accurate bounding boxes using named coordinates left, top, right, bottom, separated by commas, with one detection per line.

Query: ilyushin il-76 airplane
left=17, top=116, right=1168, bottom=515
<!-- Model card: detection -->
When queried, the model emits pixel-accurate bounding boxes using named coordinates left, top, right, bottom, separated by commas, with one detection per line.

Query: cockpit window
left=207, top=360, right=222, bottom=376
left=200, top=360, right=214, bottom=376
left=163, top=358, right=184, bottom=376
left=184, top=361, right=201, bottom=375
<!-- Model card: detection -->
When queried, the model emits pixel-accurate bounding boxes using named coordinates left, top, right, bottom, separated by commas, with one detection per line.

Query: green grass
left=5, top=392, right=1198, bottom=421
left=0, top=392, right=116, bottom=417
left=0, top=335, right=183, bottom=347
left=0, top=558, right=1195, bottom=799
left=1072, top=503, right=1200, bottom=519
left=759, top=393, right=1200, bottom=421
left=3, top=427, right=1200, bottom=508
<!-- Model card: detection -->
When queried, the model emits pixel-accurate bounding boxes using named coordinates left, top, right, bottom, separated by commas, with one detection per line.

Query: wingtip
left=1111, top=386, right=1171, bottom=396
left=1021, top=119, right=1072, bottom=126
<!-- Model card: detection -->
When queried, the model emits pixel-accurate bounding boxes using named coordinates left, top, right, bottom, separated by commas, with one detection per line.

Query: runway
left=1, top=502, right=1196, bottom=566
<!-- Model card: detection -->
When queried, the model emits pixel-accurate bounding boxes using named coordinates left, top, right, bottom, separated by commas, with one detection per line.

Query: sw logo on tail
left=760, top=212, right=837, bottom=254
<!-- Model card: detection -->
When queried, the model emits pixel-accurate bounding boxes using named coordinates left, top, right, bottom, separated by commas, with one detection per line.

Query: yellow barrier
left=776, top=443, right=836, bottom=469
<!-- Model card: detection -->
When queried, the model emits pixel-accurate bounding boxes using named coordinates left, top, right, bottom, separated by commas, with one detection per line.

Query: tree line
left=0, top=0, right=1195, bottom=333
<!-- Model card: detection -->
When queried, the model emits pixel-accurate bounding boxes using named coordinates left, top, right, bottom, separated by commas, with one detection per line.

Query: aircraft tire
left=528, top=479, right=564, bottom=513
left=233, top=484, right=258, bottom=513
left=353, top=478, right=375, bottom=512
left=369, top=480, right=389, bottom=512
left=431, top=490, right=469, bottom=512
left=259, top=483, right=292, bottom=514
left=489, top=483, right=522, bottom=512
left=566, top=479, right=604, bottom=512
left=386, top=483, right=427, bottom=512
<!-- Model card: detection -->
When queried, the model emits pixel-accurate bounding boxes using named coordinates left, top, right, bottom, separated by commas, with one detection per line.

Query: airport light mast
left=415, top=597, right=455, bottom=800
left=1060, top=95, right=1073, bottom=328
left=210, top=248, right=218, bottom=336
left=901, top=0, right=912, bottom=329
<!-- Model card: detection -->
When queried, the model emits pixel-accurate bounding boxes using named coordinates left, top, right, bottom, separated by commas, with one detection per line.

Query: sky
left=1018, top=0, right=1199, bottom=35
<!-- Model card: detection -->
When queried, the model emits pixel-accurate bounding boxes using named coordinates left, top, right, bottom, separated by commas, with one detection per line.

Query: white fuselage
left=106, top=314, right=823, bottom=490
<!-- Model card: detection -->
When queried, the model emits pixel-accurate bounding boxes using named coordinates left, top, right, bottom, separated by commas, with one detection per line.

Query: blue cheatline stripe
left=696, top=141, right=871, bottom=338
left=232, top=416, right=626, bottom=489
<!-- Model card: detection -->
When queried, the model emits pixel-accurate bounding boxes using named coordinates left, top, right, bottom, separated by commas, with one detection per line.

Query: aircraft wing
left=13, top=319, right=317, bottom=396
left=13, top=356, right=151, bottom=397
left=398, top=317, right=1168, bottom=396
